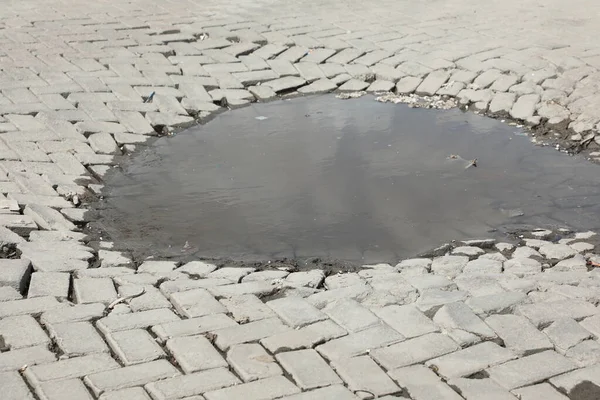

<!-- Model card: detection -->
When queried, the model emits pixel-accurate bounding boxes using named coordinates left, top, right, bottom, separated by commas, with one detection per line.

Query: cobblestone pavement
left=3, top=0, right=600, bottom=398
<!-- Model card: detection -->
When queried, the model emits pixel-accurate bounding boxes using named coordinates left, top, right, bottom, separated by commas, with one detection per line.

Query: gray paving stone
left=207, top=281, right=277, bottom=298
left=204, top=375, right=300, bottom=400
left=431, top=255, right=469, bottom=278
left=466, top=291, right=528, bottom=317
left=433, top=301, right=497, bottom=346
left=85, top=361, right=179, bottom=397
left=367, top=79, right=395, bottom=92
left=213, top=317, right=291, bottom=351
left=371, top=332, right=459, bottom=370
left=99, top=387, right=152, bottom=400
left=544, top=318, right=593, bottom=352
left=35, top=378, right=94, bottom=400
left=260, top=319, right=347, bottom=353
left=449, top=378, right=517, bottom=400
left=373, top=304, right=438, bottom=338
left=27, top=271, right=70, bottom=299
left=152, top=314, right=237, bottom=343
left=0, top=258, right=32, bottom=293
left=0, top=370, right=35, bottom=400
left=0, top=314, right=49, bottom=349
left=395, top=76, right=423, bottom=94
left=539, top=243, right=578, bottom=260
left=516, top=299, right=598, bottom=328
left=145, top=368, right=240, bottom=400
left=512, top=383, right=569, bottom=400
left=267, top=296, right=327, bottom=328
left=487, top=350, right=577, bottom=390
left=462, top=258, right=503, bottom=274
left=107, top=329, right=165, bottom=365
left=227, top=343, right=282, bottom=382
left=0, top=286, right=22, bottom=302
left=323, top=298, right=380, bottom=332
left=279, top=385, right=357, bottom=400
left=339, top=79, right=369, bottom=91
left=416, top=70, right=450, bottom=96
left=276, top=349, right=341, bottom=390
left=169, top=288, right=227, bottom=318
left=415, top=289, right=468, bottom=317
left=166, top=335, right=227, bottom=373
left=247, top=85, right=277, bottom=100
left=297, top=78, right=337, bottom=94
left=48, top=321, right=109, bottom=356
left=97, top=308, right=180, bottom=334
left=0, top=296, right=64, bottom=318
left=504, top=258, right=542, bottom=277
left=427, top=341, right=517, bottom=380
left=244, top=270, right=290, bottom=282
left=73, top=277, right=117, bottom=305
left=565, top=339, right=600, bottom=366
left=316, top=324, right=404, bottom=361
left=331, top=355, right=400, bottom=397
left=388, top=365, right=463, bottom=400
left=485, top=314, right=553, bottom=356
left=510, top=94, right=540, bottom=120
left=0, top=345, right=55, bottom=372
left=40, top=303, right=105, bottom=325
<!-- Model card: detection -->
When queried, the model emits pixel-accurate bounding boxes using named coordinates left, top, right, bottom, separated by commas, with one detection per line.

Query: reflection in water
left=101, top=95, right=600, bottom=263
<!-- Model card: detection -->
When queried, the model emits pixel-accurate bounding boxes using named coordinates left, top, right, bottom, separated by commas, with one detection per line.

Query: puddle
left=97, top=94, right=600, bottom=264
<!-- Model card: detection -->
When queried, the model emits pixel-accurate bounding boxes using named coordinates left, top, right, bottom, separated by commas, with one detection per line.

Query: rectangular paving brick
left=47, top=321, right=109, bottom=356
left=486, top=314, right=553, bottom=356
left=73, top=277, right=117, bottom=305
left=512, top=383, right=570, bottom=400
left=487, top=350, right=578, bottom=390
left=0, top=314, right=50, bottom=349
left=0, top=345, right=55, bottom=372
left=220, top=294, right=276, bottom=322
left=316, top=325, right=404, bottom=361
left=331, top=355, right=400, bottom=397
left=426, top=342, right=517, bottom=380
left=145, top=368, right=240, bottom=400
left=448, top=378, right=516, bottom=400
left=166, top=335, right=227, bottom=373
left=323, top=298, right=381, bottom=333
left=515, top=300, right=598, bottom=328
left=373, top=304, right=439, bottom=338
left=84, top=360, right=180, bottom=396
left=213, top=317, right=291, bottom=351
left=227, top=343, right=282, bottom=382
left=35, top=378, right=94, bottom=400
left=97, top=308, right=180, bottom=334
left=278, top=385, right=358, bottom=400
left=98, top=387, right=152, bottom=400
left=107, top=329, right=165, bottom=365
left=24, top=353, right=119, bottom=384
left=169, top=288, right=227, bottom=318
left=276, top=349, right=341, bottom=390
left=267, top=296, right=327, bottom=328
left=0, top=296, right=64, bottom=318
left=40, top=303, right=105, bottom=325
left=204, top=375, right=300, bottom=400
left=0, top=371, right=35, bottom=400
left=152, top=314, right=237, bottom=343
left=261, top=319, right=347, bottom=353
left=388, top=365, right=463, bottom=400
left=371, top=332, right=460, bottom=370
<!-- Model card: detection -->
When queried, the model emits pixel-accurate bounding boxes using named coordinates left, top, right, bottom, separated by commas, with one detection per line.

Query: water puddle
left=97, top=95, right=600, bottom=264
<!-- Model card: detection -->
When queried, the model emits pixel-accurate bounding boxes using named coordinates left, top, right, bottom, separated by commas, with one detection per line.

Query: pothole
left=95, top=94, right=600, bottom=265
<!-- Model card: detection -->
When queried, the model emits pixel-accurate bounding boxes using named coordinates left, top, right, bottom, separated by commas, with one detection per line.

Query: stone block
left=212, top=317, right=290, bottom=351
left=98, top=387, right=152, bottom=400
left=485, top=314, right=552, bottom=356
left=307, top=284, right=372, bottom=309
left=48, top=321, right=109, bottom=356
left=338, top=79, right=369, bottom=91
left=323, top=298, right=380, bottom=332
left=40, top=303, right=105, bottom=325
left=0, top=371, right=35, bottom=400
left=170, top=288, right=227, bottom=318
left=0, top=345, right=55, bottom=372
left=316, top=325, right=404, bottom=361
left=24, top=353, right=118, bottom=385
left=466, top=291, right=528, bottom=317
left=426, top=342, right=517, bottom=380
left=260, top=319, right=347, bottom=353
left=0, top=296, right=64, bottom=318
left=565, top=340, right=600, bottom=366
left=97, top=308, right=180, bottom=334
left=512, top=383, right=569, bottom=400
left=73, top=277, right=117, bottom=304
left=27, top=272, right=70, bottom=299
left=449, top=378, right=516, bottom=400
left=276, top=349, right=342, bottom=390
left=0, top=259, right=32, bottom=293
left=207, top=281, right=276, bottom=298
left=227, top=343, right=282, bottom=382
left=84, top=360, right=180, bottom=396
left=415, top=70, right=450, bottom=95
left=331, top=355, right=400, bottom=397
left=166, top=335, right=227, bottom=373
left=515, top=299, right=598, bottom=328
left=284, top=270, right=324, bottom=288
left=487, top=350, right=577, bottom=390
left=34, top=378, right=94, bottom=400
left=107, top=329, right=165, bottom=365
left=0, top=286, right=21, bottom=301
left=544, top=318, right=593, bottom=352
left=118, top=285, right=170, bottom=312
left=388, top=365, right=463, bottom=400
left=415, top=289, right=468, bottom=317
left=510, top=94, right=540, bottom=120
left=204, top=375, right=300, bottom=400
left=24, top=204, right=76, bottom=231
left=370, top=332, right=459, bottom=370
left=88, top=132, right=120, bottom=154
left=0, top=315, right=50, bottom=349
left=373, top=304, right=438, bottom=338
left=278, top=385, right=358, bottom=400
left=152, top=314, right=237, bottom=343
left=145, top=368, right=240, bottom=400
left=267, top=296, right=327, bottom=328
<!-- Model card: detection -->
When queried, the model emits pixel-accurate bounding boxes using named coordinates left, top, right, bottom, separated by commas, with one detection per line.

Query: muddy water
left=99, top=95, right=600, bottom=264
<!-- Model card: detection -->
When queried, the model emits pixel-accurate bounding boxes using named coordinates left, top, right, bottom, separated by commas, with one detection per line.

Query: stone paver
left=2, top=2, right=600, bottom=399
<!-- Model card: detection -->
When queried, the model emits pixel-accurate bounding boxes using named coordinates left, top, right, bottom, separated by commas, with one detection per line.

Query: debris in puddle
left=466, top=159, right=478, bottom=169
left=448, top=154, right=459, bottom=159
left=182, top=241, right=191, bottom=251
left=255, top=116, right=268, bottom=120
left=144, top=91, right=155, bottom=103
left=336, top=91, right=367, bottom=99
left=375, top=93, right=456, bottom=110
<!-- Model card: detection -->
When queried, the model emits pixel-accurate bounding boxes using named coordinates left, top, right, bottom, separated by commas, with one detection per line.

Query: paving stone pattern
left=2, top=0, right=600, bottom=398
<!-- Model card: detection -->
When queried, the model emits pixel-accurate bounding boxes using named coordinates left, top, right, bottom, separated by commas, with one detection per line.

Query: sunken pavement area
left=2, top=0, right=600, bottom=399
